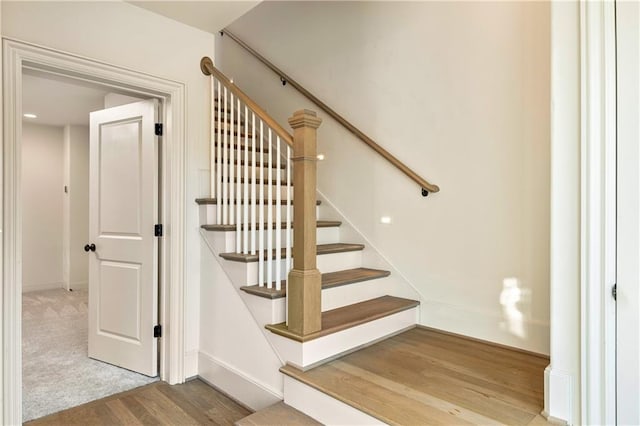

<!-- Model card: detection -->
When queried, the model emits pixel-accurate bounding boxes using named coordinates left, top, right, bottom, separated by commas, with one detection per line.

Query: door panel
left=88, top=99, right=158, bottom=377
left=617, top=1, right=640, bottom=422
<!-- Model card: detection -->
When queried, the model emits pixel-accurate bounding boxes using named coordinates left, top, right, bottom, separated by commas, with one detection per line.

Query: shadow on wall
left=500, top=277, right=532, bottom=340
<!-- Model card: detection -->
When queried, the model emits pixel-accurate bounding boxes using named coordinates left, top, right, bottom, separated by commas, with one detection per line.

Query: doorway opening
left=21, top=69, right=161, bottom=421
left=3, top=39, right=187, bottom=425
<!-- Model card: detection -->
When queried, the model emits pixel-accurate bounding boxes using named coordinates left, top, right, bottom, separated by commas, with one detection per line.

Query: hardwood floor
left=281, top=327, right=550, bottom=425
left=26, top=379, right=251, bottom=425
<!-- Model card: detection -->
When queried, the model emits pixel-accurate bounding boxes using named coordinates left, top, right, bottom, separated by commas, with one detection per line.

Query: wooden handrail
left=220, top=30, right=440, bottom=195
left=200, top=56, right=294, bottom=147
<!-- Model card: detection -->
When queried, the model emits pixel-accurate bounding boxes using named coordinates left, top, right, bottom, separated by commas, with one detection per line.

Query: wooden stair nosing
left=240, top=268, right=391, bottom=299
left=201, top=220, right=341, bottom=232
left=266, top=295, right=419, bottom=342
left=196, top=198, right=321, bottom=206
left=220, top=243, right=364, bottom=263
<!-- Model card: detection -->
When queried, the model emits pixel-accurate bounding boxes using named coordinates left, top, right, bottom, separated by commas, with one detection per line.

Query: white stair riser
left=283, top=376, right=384, bottom=426
left=213, top=181, right=293, bottom=199
left=268, top=307, right=418, bottom=369
left=240, top=292, right=286, bottom=326
left=201, top=226, right=340, bottom=253
left=213, top=149, right=276, bottom=163
left=321, top=275, right=419, bottom=311
left=223, top=250, right=363, bottom=287
left=200, top=205, right=319, bottom=226
left=214, top=163, right=286, bottom=180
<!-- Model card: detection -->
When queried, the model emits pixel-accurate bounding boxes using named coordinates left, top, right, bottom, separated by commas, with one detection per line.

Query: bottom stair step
left=280, top=327, right=549, bottom=425
left=266, top=295, right=419, bottom=342
left=235, top=402, right=321, bottom=426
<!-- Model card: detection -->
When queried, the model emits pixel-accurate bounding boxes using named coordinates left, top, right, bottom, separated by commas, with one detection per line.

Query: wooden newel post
left=288, top=109, right=323, bottom=337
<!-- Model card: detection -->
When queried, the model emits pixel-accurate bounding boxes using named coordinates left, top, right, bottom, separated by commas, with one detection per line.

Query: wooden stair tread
left=235, top=402, right=320, bottom=426
left=202, top=220, right=341, bottom=232
left=266, top=296, right=419, bottom=342
left=279, top=327, right=547, bottom=425
left=240, top=268, right=390, bottom=299
left=196, top=198, right=320, bottom=206
left=220, top=243, right=364, bottom=263
left=213, top=159, right=286, bottom=169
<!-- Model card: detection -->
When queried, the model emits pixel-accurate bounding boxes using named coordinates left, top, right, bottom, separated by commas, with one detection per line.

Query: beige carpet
left=22, top=288, right=158, bottom=422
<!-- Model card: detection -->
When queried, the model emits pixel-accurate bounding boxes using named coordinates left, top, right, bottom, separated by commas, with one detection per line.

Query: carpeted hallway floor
left=22, top=288, right=158, bottom=422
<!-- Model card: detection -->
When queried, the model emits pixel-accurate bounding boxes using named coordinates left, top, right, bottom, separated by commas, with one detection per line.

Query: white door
left=617, top=1, right=640, bottom=422
left=88, top=99, right=159, bottom=377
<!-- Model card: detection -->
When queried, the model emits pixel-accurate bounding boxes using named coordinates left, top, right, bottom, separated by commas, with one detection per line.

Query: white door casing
left=3, top=39, right=187, bottom=425
left=88, top=100, right=159, bottom=377
left=616, top=1, right=640, bottom=423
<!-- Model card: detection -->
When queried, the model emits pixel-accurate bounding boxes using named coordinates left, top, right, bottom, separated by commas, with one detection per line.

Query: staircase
left=198, top=58, right=421, bottom=423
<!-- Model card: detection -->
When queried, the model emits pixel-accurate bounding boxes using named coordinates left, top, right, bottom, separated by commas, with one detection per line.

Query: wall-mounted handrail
left=200, top=56, right=293, bottom=147
left=219, top=30, right=440, bottom=195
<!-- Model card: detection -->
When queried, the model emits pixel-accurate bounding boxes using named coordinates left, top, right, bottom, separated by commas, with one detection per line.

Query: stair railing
left=219, top=30, right=440, bottom=197
left=201, top=57, right=322, bottom=337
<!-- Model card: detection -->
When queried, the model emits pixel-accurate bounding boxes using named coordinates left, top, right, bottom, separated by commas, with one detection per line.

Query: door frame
left=2, top=38, right=187, bottom=424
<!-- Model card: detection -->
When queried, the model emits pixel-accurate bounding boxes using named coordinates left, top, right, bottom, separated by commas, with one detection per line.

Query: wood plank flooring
left=281, top=327, right=550, bottom=425
left=26, top=379, right=251, bottom=426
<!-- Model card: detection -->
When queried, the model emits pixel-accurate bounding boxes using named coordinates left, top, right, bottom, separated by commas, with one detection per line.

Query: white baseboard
left=420, top=299, right=550, bottom=355
left=544, top=366, right=573, bottom=425
left=284, top=375, right=383, bottom=425
left=69, top=281, right=87, bottom=290
left=184, top=349, right=198, bottom=379
left=198, top=350, right=282, bottom=411
left=22, top=281, right=65, bottom=293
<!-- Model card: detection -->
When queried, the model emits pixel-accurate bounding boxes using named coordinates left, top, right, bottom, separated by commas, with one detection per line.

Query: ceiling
left=22, top=70, right=111, bottom=127
left=128, top=1, right=261, bottom=34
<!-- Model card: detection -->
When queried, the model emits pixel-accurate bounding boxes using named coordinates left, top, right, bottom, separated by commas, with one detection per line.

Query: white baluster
left=258, top=120, right=265, bottom=287
left=275, top=137, right=282, bottom=291
left=251, top=113, right=257, bottom=255
left=267, top=129, right=273, bottom=289
left=216, top=80, right=222, bottom=225
left=236, top=97, right=242, bottom=252
left=210, top=76, right=215, bottom=199
left=222, top=87, right=228, bottom=224
left=243, top=105, right=249, bottom=254
left=286, top=145, right=292, bottom=311
left=229, top=94, right=235, bottom=225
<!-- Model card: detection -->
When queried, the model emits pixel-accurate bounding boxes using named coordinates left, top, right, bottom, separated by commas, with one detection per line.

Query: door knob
left=84, top=243, right=96, bottom=252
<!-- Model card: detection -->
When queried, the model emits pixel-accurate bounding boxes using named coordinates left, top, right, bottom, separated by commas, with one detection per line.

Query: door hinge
left=154, top=325, right=162, bottom=338
left=155, top=123, right=163, bottom=136
left=612, top=283, right=617, bottom=301
left=155, top=224, right=163, bottom=237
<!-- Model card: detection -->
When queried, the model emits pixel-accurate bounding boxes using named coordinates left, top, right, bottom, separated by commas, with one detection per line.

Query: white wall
left=22, top=123, right=65, bottom=292
left=219, top=1, right=551, bottom=354
left=104, top=93, right=144, bottom=109
left=2, top=0, right=216, bottom=375
left=63, top=125, right=89, bottom=290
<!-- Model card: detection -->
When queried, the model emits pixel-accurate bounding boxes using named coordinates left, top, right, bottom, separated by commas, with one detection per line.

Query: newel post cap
left=288, top=109, right=322, bottom=129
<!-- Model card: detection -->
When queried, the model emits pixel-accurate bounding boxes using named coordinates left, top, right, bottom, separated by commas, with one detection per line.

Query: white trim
left=21, top=282, right=66, bottom=293
left=579, top=2, right=617, bottom=424
left=2, top=38, right=187, bottom=425
left=198, top=350, right=282, bottom=411
left=544, top=366, right=573, bottom=425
